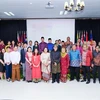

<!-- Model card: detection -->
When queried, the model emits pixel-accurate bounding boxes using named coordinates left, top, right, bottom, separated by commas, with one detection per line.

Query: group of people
left=0, top=37, right=100, bottom=84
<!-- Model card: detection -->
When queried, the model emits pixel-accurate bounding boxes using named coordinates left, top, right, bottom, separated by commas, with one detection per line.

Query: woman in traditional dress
left=41, top=48, right=51, bottom=82
left=2, top=48, right=6, bottom=80
left=32, top=48, right=41, bottom=83
left=76, top=42, right=82, bottom=54
left=60, top=47, right=69, bottom=83
left=0, top=50, right=5, bottom=79
left=81, top=44, right=92, bottom=84
left=51, top=45, right=61, bottom=83
left=25, top=47, right=32, bottom=82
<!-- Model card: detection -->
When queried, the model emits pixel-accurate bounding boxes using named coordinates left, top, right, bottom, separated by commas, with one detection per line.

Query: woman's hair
left=34, top=41, right=38, bottom=45
left=27, top=47, right=32, bottom=52
left=33, top=48, right=40, bottom=55
left=43, top=47, right=49, bottom=52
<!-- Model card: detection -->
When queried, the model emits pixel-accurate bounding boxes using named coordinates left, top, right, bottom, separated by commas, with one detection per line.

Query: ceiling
left=0, top=0, right=100, bottom=19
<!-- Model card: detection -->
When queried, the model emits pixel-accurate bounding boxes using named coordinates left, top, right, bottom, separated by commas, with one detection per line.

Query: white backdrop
left=27, top=19, right=75, bottom=43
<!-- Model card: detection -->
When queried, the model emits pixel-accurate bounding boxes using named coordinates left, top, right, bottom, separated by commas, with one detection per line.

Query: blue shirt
left=47, top=43, right=54, bottom=51
left=69, top=50, right=81, bottom=67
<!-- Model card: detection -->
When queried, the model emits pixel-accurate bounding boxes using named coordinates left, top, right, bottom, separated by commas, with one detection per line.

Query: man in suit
left=21, top=43, right=27, bottom=81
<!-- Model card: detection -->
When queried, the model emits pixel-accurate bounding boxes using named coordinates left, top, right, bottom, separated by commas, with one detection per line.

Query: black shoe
left=52, top=81, right=55, bottom=83
left=77, top=79, right=80, bottom=82
left=93, top=80, right=96, bottom=83
left=86, top=81, right=90, bottom=84
left=57, top=81, right=60, bottom=83
left=23, top=77, right=25, bottom=81
left=70, top=79, right=74, bottom=81
left=81, top=80, right=86, bottom=82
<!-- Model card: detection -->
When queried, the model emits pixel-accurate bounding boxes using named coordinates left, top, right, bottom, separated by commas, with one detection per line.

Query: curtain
left=0, top=20, right=26, bottom=44
left=75, top=19, right=100, bottom=44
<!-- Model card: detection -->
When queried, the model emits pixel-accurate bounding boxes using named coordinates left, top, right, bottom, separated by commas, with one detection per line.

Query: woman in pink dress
left=25, top=47, right=33, bottom=82
left=32, top=48, right=41, bottom=83
left=60, top=47, right=69, bottom=83
left=76, top=42, right=82, bottom=54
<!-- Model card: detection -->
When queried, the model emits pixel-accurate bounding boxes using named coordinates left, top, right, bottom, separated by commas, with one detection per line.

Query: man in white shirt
left=4, top=46, right=12, bottom=82
left=10, top=45, right=21, bottom=82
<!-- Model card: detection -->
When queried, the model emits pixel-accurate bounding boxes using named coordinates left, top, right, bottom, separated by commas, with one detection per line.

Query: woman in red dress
left=60, top=47, right=69, bottom=83
left=32, top=48, right=41, bottom=83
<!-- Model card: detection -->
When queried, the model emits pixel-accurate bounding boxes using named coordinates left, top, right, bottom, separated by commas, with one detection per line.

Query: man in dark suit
left=21, top=43, right=27, bottom=81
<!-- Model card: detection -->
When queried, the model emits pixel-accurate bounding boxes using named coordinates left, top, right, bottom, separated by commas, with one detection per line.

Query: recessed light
left=60, top=11, right=63, bottom=15
left=9, top=12, right=15, bottom=16
left=4, top=12, right=11, bottom=16
left=64, top=11, right=68, bottom=15
left=30, top=2, right=32, bottom=4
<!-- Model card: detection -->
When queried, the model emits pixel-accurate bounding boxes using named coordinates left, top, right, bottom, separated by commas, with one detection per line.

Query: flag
left=17, top=31, right=21, bottom=42
left=23, top=31, right=27, bottom=43
left=19, top=31, right=22, bottom=42
left=84, top=31, right=86, bottom=41
left=17, top=31, right=19, bottom=42
left=90, top=30, right=93, bottom=40
left=81, top=31, right=84, bottom=45
left=77, top=30, right=79, bottom=40
left=86, top=31, right=88, bottom=42
left=78, top=31, right=80, bottom=39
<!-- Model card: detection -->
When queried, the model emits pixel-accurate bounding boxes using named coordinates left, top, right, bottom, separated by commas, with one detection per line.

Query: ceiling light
left=9, top=12, right=15, bottom=16
left=64, top=11, right=68, bottom=15
left=4, top=12, right=11, bottom=16
left=64, top=0, right=85, bottom=12
left=30, top=2, right=32, bottom=4
left=60, top=11, right=63, bottom=15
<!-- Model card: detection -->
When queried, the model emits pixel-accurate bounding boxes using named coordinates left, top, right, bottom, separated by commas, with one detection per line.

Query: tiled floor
left=0, top=79, right=100, bottom=100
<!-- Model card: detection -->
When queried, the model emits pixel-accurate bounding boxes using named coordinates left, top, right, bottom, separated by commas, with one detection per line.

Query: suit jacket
left=21, top=49, right=26, bottom=63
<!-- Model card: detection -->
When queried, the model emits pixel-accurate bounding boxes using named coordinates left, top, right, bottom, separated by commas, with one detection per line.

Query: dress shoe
left=70, top=79, right=74, bottom=81
left=81, top=80, right=86, bottom=82
left=57, top=81, right=60, bottom=83
left=77, top=79, right=80, bottom=82
left=86, top=81, right=90, bottom=84
left=52, top=81, right=55, bottom=83
left=93, top=80, right=96, bottom=83
left=23, top=77, right=25, bottom=81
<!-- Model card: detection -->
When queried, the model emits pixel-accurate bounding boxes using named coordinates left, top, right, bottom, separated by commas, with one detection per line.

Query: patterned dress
left=25, top=52, right=32, bottom=81
left=41, top=52, right=51, bottom=81
left=60, top=53, right=69, bottom=82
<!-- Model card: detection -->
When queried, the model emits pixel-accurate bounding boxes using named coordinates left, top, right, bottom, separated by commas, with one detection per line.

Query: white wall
left=27, top=19, right=75, bottom=43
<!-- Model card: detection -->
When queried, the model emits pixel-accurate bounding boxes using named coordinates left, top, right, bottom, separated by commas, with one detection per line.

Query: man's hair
left=41, top=37, right=44, bottom=39
left=48, top=38, right=52, bottom=40
left=29, top=40, right=32, bottom=42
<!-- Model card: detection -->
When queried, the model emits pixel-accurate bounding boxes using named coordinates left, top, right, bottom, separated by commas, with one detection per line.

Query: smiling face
left=54, top=45, right=58, bottom=51
left=27, top=47, right=32, bottom=52
left=83, top=45, right=87, bottom=51
left=44, top=48, right=48, bottom=53
left=34, top=48, right=38, bottom=54
left=14, top=46, right=18, bottom=51
left=61, top=48, right=66, bottom=53
left=72, top=45, right=76, bottom=51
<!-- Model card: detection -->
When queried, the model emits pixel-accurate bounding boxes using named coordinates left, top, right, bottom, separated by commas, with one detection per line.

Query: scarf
left=61, top=52, right=67, bottom=58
